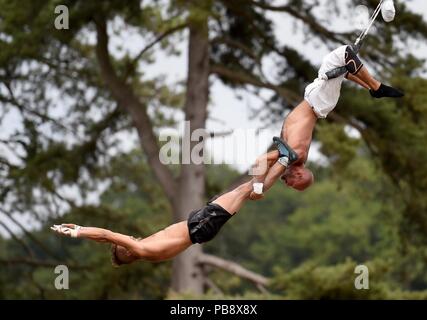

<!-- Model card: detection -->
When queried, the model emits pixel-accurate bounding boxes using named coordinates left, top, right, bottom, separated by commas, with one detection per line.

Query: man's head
left=111, top=244, right=138, bottom=266
left=281, top=165, right=314, bottom=191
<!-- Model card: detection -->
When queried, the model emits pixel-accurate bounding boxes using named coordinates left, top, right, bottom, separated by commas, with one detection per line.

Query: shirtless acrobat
left=249, top=44, right=404, bottom=199
left=51, top=45, right=403, bottom=266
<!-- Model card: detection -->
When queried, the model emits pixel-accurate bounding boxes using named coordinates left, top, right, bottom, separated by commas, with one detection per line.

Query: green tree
left=1, top=0, right=427, bottom=298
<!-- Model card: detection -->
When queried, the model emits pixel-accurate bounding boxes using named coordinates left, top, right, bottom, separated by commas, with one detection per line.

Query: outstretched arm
left=52, top=222, right=192, bottom=263
left=247, top=150, right=280, bottom=200
left=250, top=150, right=280, bottom=182
left=52, top=224, right=144, bottom=256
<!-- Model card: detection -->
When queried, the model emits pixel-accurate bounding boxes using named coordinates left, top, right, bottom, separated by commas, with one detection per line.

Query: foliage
left=1, top=0, right=427, bottom=299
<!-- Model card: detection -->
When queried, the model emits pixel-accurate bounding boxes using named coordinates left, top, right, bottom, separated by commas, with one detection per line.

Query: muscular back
left=282, top=100, right=318, bottom=165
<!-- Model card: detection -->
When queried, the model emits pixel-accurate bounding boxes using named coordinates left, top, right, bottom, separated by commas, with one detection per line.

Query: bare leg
left=348, top=63, right=403, bottom=98
left=346, top=72, right=370, bottom=90
left=353, top=66, right=381, bottom=90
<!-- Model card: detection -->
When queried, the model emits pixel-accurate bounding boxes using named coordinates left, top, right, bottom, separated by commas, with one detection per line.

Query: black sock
left=370, top=83, right=404, bottom=98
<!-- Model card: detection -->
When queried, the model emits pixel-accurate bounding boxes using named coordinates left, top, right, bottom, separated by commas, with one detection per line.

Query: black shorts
left=187, top=201, right=233, bottom=244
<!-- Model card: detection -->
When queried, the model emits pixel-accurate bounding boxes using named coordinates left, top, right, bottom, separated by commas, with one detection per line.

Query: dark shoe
left=370, top=83, right=404, bottom=98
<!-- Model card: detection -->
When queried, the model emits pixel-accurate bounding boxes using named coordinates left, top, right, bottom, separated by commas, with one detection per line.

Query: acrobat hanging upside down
left=51, top=42, right=403, bottom=266
left=50, top=140, right=295, bottom=267
left=52, top=0, right=404, bottom=266
left=248, top=43, right=404, bottom=199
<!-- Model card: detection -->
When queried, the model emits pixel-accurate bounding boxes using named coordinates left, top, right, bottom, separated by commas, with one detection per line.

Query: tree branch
left=198, top=253, right=269, bottom=287
left=0, top=82, right=70, bottom=132
left=211, top=36, right=267, bottom=80
left=124, top=23, right=188, bottom=79
left=204, top=276, right=224, bottom=295
left=94, top=15, right=177, bottom=203
left=327, top=111, right=380, bottom=159
left=0, top=208, right=62, bottom=261
left=210, top=64, right=301, bottom=104
left=251, top=1, right=346, bottom=44
left=211, top=36, right=260, bottom=62
left=0, top=220, right=34, bottom=258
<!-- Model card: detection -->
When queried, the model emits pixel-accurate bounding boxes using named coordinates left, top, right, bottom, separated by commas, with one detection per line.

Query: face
left=281, top=165, right=314, bottom=191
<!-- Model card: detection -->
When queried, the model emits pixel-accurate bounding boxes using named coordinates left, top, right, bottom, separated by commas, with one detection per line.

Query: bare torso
left=282, top=100, right=318, bottom=165
left=250, top=99, right=318, bottom=195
